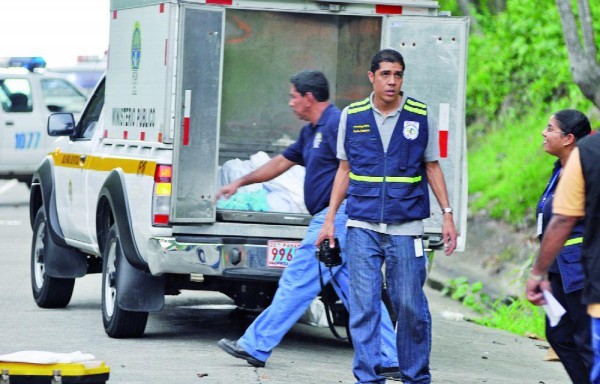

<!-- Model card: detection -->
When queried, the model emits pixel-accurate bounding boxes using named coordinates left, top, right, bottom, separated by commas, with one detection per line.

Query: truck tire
left=30, top=208, right=75, bottom=308
left=102, top=224, right=148, bottom=338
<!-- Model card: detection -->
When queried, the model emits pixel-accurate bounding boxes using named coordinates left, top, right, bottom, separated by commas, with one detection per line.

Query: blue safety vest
left=537, top=162, right=585, bottom=293
left=344, top=97, right=430, bottom=223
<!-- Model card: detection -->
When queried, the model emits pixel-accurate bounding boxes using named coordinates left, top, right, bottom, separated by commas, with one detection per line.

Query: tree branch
left=577, top=0, right=598, bottom=58
left=457, top=0, right=482, bottom=35
left=555, top=0, right=600, bottom=108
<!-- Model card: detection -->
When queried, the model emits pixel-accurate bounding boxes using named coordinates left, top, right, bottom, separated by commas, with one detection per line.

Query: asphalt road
left=0, top=180, right=570, bottom=383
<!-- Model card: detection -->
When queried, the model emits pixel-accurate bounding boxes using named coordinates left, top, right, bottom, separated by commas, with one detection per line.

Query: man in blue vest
left=318, top=50, right=457, bottom=384
left=215, top=70, right=399, bottom=376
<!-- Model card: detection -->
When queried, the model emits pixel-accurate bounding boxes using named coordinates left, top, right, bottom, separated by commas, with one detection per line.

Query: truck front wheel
left=31, top=208, right=75, bottom=308
left=102, top=224, right=148, bottom=338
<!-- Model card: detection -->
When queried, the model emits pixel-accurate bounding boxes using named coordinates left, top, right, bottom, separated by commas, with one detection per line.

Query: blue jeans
left=238, top=203, right=398, bottom=366
left=592, top=318, right=600, bottom=383
left=348, top=227, right=431, bottom=384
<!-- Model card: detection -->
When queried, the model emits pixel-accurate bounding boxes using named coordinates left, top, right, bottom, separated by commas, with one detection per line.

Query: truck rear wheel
left=30, top=208, right=75, bottom=308
left=102, top=224, right=148, bottom=338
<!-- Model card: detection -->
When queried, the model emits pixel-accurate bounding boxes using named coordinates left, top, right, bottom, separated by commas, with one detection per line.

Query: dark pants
left=546, top=273, right=593, bottom=384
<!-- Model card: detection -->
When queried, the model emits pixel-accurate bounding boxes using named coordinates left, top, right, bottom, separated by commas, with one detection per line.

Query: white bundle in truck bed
left=217, top=151, right=308, bottom=214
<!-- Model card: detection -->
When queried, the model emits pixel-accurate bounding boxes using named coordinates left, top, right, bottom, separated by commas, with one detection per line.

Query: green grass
left=474, top=297, right=546, bottom=338
left=442, top=276, right=546, bottom=338
left=435, top=0, right=600, bottom=226
left=468, top=98, right=597, bottom=226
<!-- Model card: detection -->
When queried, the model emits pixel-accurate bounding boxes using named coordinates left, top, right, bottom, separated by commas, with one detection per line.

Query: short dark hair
left=290, top=70, right=329, bottom=102
left=554, top=109, right=591, bottom=141
left=370, top=49, right=405, bottom=73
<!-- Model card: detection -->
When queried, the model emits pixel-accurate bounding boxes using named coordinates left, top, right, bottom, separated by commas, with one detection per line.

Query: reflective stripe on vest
left=564, top=237, right=583, bottom=246
left=404, top=99, right=427, bottom=116
left=349, top=97, right=427, bottom=116
left=349, top=172, right=422, bottom=183
left=348, top=97, right=371, bottom=115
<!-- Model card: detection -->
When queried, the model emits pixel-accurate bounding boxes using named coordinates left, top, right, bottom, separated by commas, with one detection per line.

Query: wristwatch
left=441, top=207, right=453, bottom=215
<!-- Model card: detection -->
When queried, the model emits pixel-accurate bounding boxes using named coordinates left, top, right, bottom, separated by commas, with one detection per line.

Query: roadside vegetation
left=435, top=0, right=599, bottom=337
left=439, top=0, right=600, bottom=226
left=442, top=277, right=546, bottom=338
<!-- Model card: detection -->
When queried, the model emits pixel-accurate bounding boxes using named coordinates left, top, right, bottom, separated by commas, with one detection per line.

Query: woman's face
left=541, top=115, right=566, bottom=156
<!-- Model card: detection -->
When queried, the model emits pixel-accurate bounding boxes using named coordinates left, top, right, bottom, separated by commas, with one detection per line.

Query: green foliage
left=441, top=277, right=491, bottom=314
left=457, top=0, right=600, bottom=224
left=442, top=276, right=546, bottom=338
left=467, top=1, right=576, bottom=125
left=474, top=297, right=546, bottom=339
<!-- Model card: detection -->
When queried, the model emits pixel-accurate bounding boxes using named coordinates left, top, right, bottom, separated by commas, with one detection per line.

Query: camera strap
left=317, top=261, right=350, bottom=342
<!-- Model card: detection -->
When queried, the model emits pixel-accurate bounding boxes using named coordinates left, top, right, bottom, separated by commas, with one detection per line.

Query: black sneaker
left=377, top=366, right=403, bottom=381
left=217, top=338, right=266, bottom=368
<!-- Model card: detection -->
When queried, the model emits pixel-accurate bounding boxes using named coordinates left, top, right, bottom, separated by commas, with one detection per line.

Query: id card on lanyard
left=537, top=168, right=561, bottom=236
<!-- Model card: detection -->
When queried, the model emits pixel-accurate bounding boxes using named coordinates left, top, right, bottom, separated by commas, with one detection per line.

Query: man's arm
left=526, top=214, right=578, bottom=305
left=215, top=155, right=295, bottom=201
left=316, top=160, right=350, bottom=247
left=425, top=160, right=457, bottom=255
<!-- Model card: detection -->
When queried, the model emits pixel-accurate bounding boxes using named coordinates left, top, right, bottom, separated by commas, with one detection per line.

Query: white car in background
left=46, top=60, right=106, bottom=96
left=0, top=67, right=87, bottom=185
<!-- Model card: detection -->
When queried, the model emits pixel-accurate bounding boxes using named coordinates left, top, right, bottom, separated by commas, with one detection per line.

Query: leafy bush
left=442, top=276, right=546, bottom=338
left=475, top=296, right=546, bottom=338
left=441, top=276, right=491, bottom=314
left=438, top=0, right=600, bottom=224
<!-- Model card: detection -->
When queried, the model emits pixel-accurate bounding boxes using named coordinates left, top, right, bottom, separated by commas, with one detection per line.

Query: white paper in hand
left=542, top=290, right=566, bottom=327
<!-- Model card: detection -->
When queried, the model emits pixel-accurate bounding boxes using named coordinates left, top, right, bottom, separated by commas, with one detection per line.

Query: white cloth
left=0, top=351, right=95, bottom=364
left=218, top=151, right=308, bottom=213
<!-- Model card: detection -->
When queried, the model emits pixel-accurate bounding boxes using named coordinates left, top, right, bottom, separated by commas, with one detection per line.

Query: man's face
left=368, top=61, right=404, bottom=106
left=289, top=85, right=311, bottom=121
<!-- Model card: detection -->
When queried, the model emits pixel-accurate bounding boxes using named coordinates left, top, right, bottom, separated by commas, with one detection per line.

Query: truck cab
left=30, top=0, right=469, bottom=338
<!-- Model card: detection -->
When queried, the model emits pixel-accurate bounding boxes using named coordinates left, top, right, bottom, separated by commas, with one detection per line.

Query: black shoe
left=217, top=338, right=266, bottom=368
left=377, top=366, right=402, bottom=381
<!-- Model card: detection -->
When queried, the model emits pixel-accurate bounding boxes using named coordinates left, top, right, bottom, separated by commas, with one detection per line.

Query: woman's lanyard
left=537, top=167, right=561, bottom=236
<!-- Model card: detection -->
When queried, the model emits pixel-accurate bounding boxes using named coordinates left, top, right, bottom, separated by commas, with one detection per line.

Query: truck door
left=54, top=79, right=105, bottom=244
left=171, top=5, right=224, bottom=223
left=382, top=16, right=469, bottom=251
left=0, top=77, right=45, bottom=170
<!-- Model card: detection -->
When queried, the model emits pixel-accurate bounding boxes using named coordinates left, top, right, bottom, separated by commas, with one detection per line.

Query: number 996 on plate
left=267, top=240, right=301, bottom=268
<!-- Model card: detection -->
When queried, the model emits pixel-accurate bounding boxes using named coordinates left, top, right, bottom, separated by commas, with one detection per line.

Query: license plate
left=267, top=240, right=301, bottom=268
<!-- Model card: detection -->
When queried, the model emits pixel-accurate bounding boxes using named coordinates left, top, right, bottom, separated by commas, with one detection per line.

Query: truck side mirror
left=48, top=113, right=76, bottom=136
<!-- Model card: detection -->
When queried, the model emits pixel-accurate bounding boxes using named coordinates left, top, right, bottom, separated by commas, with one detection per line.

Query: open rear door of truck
left=171, top=5, right=224, bottom=223
left=382, top=16, right=469, bottom=251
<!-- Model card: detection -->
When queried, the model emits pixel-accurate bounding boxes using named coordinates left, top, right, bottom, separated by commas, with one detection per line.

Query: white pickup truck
left=29, top=0, right=469, bottom=338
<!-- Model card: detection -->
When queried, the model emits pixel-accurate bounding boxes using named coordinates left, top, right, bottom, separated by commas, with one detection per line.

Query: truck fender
left=98, top=169, right=148, bottom=270
left=31, top=158, right=88, bottom=278
left=99, top=170, right=165, bottom=311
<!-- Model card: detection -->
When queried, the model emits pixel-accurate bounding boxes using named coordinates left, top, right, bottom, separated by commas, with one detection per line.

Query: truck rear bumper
left=146, top=236, right=279, bottom=276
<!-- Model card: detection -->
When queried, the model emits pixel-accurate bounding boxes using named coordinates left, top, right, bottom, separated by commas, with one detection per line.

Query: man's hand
left=442, top=214, right=457, bottom=256
left=526, top=278, right=550, bottom=306
left=215, top=181, right=241, bottom=203
left=316, top=217, right=335, bottom=248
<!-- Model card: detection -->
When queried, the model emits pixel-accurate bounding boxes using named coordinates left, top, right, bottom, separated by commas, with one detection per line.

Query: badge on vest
left=313, top=132, right=323, bottom=148
left=403, top=121, right=420, bottom=140
left=352, top=124, right=370, bottom=133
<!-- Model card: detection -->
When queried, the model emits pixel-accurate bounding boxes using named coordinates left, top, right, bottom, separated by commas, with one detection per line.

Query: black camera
left=316, top=238, right=342, bottom=267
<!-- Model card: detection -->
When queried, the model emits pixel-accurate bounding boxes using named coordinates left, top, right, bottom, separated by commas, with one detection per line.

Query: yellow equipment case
left=0, top=360, right=109, bottom=384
